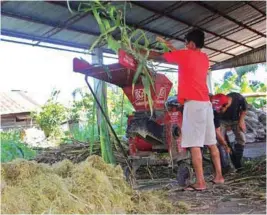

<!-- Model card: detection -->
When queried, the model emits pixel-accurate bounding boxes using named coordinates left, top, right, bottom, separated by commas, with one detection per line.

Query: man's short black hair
left=185, top=29, right=205, bottom=48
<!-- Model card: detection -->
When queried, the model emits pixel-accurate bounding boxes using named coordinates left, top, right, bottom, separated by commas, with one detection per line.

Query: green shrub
left=1, top=131, right=36, bottom=162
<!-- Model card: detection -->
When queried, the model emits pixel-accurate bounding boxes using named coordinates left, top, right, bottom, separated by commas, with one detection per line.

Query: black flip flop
left=210, top=180, right=216, bottom=185
left=210, top=180, right=224, bottom=185
left=183, top=184, right=206, bottom=191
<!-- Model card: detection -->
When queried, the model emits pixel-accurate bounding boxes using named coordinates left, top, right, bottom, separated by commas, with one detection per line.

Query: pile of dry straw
left=1, top=155, right=187, bottom=214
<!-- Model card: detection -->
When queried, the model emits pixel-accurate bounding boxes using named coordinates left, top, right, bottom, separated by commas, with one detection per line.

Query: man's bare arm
left=239, top=111, right=247, bottom=132
left=156, top=37, right=176, bottom=51
left=239, top=111, right=247, bottom=122
left=139, top=37, right=176, bottom=60
left=216, top=127, right=231, bottom=153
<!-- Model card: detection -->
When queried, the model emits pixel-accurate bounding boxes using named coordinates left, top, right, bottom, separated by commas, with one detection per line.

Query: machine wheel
left=176, top=161, right=192, bottom=187
left=123, top=165, right=137, bottom=185
left=217, top=144, right=230, bottom=169
left=124, top=166, right=131, bottom=181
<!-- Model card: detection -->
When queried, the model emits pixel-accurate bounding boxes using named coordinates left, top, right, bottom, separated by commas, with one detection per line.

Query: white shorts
left=181, top=100, right=216, bottom=148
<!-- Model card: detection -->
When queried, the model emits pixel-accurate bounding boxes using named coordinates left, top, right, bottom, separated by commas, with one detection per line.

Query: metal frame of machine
left=73, top=49, right=193, bottom=185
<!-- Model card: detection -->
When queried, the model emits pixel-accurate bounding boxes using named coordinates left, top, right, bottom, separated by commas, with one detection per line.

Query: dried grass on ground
left=1, top=155, right=187, bottom=214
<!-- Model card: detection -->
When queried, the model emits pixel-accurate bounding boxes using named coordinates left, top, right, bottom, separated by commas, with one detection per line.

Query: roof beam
left=245, top=2, right=266, bottom=17
left=46, top=1, right=224, bottom=61
left=208, top=18, right=266, bottom=59
left=42, top=1, right=110, bottom=42
left=1, top=10, right=100, bottom=37
left=209, top=34, right=262, bottom=59
left=2, top=1, right=227, bottom=63
left=167, top=2, right=265, bottom=57
left=135, top=1, right=189, bottom=27
left=124, top=24, right=221, bottom=62
left=195, top=1, right=266, bottom=38
left=1, top=1, right=8, bottom=6
left=1, top=38, right=92, bottom=55
left=171, top=2, right=246, bottom=38
left=206, top=16, right=266, bottom=46
left=35, top=12, right=92, bottom=45
left=211, top=45, right=266, bottom=70
left=1, top=29, right=93, bottom=50
left=112, top=1, right=188, bottom=39
left=1, top=37, right=124, bottom=58
left=131, top=1, right=254, bottom=50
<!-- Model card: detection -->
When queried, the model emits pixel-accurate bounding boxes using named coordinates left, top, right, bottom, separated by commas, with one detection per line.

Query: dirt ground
left=168, top=181, right=266, bottom=214
left=136, top=142, right=266, bottom=214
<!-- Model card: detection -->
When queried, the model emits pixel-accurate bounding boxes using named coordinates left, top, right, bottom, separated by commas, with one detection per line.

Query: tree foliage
left=215, top=64, right=266, bottom=109
left=32, top=90, right=67, bottom=137
left=235, top=64, right=258, bottom=84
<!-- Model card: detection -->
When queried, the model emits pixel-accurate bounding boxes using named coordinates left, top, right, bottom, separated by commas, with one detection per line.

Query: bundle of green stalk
left=1, top=155, right=187, bottom=214
left=67, top=0, right=172, bottom=114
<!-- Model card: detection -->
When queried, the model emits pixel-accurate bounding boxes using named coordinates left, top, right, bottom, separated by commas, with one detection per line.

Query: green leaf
left=130, top=29, right=149, bottom=48
left=92, top=7, right=105, bottom=33
left=115, top=9, right=122, bottom=27
left=142, top=76, right=154, bottom=115
left=89, top=25, right=118, bottom=52
left=109, top=5, right=117, bottom=23
left=89, top=36, right=104, bottom=52
left=143, top=67, right=155, bottom=92
left=107, top=35, right=121, bottom=53
left=154, top=39, right=171, bottom=53
left=132, top=62, right=144, bottom=95
left=103, top=19, right=111, bottom=31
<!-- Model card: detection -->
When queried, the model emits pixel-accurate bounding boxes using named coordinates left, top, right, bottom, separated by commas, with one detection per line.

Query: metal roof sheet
left=1, top=0, right=266, bottom=70
left=0, top=91, right=40, bottom=115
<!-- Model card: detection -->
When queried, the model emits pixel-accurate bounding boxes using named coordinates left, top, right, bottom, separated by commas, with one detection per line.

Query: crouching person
left=211, top=93, right=247, bottom=172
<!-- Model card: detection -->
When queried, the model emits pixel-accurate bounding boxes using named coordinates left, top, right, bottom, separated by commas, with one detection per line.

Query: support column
left=92, top=49, right=115, bottom=164
left=207, top=70, right=214, bottom=95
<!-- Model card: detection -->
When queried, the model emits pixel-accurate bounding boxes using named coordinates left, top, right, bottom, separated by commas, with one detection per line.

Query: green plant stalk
left=120, top=92, right=124, bottom=136
left=99, top=83, right=115, bottom=164
left=93, top=75, right=115, bottom=164
left=69, top=0, right=171, bottom=116
left=90, top=99, right=97, bottom=155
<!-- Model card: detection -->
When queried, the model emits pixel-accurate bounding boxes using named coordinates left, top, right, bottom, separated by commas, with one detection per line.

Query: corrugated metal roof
left=1, top=0, right=266, bottom=70
left=0, top=91, right=40, bottom=115
left=211, top=45, right=266, bottom=70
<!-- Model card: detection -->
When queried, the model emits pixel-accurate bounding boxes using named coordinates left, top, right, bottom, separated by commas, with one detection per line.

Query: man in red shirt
left=156, top=29, right=224, bottom=190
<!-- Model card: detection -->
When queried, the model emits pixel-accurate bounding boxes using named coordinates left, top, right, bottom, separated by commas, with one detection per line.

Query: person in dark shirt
left=211, top=93, right=248, bottom=170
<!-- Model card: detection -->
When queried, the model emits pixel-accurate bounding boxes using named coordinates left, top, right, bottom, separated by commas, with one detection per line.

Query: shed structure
left=1, top=1, right=266, bottom=70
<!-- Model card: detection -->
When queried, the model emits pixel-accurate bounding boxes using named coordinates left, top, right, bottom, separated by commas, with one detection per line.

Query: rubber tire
left=124, top=166, right=131, bottom=182
left=176, top=161, right=192, bottom=187
left=217, top=144, right=230, bottom=169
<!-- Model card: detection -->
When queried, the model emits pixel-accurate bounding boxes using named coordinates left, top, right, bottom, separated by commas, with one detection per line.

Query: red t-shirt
left=163, top=49, right=210, bottom=104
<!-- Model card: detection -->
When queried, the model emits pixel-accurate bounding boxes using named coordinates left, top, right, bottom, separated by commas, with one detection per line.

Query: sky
left=0, top=41, right=92, bottom=105
left=0, top=40, right=266, bottom=105
left=211, top=64, right=267, bottom=84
